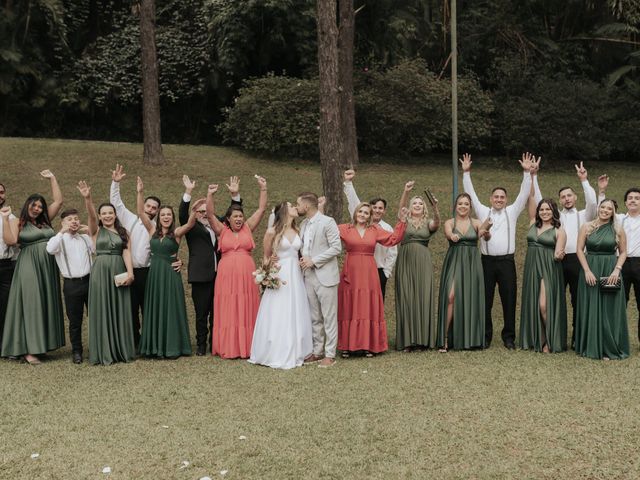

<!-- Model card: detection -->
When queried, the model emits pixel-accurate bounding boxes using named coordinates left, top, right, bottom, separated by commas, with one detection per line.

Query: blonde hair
left=408, top=195, right=429, bottom=228
left=351, top=202, right=373, bottom=228
left=271, top=201, right=298, bottom=255
left=585, top=199, right=622, bottom=245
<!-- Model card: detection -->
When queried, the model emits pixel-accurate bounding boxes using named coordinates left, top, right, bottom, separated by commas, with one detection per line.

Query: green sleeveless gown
left=1, top=223, right=65, bottom=356
left=395, top=222, right=436, bottom=349
left=575, top=222, right=629, bottom=360
left=519, top=224, right=567, bottom=352
left=436, top=221, right=485, bottom=350
left=88, top=228, right=136, bottom=365
left=139, top=236, right=191, bottom=357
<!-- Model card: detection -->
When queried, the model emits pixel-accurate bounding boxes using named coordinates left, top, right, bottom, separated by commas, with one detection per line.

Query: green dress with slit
left=1, top=223, right=65, bottom=357
left=575, top=222, right=629, bottom=360
left=519, top=224, right=567, bottom=352
left=88, top=228, right=136, bottom=365
left=436, top=221, right=485, bottom=350
left=395, top=222, right=436, bottom=349
left=139, top=236, right=191, bottom=358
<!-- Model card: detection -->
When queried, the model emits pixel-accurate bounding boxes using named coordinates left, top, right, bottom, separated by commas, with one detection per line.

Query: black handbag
left=599, top=276, right=621, bottom=292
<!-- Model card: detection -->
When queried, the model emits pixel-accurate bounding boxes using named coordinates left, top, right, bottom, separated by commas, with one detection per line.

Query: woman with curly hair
left=519, top=183, right=567, bottom=353
left=395, top=181, right=440, bottom=351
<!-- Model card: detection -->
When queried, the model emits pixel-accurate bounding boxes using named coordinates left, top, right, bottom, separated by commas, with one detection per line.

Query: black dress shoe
left=72, top=352, right=83, bottom=364
left=196, top=345, right=207, bottom=356
left=504, top=341, right=516, bottom=350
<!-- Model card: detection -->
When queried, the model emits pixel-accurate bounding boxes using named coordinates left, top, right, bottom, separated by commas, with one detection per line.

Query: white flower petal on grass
left=102, top=466, right=112, bottom=474
left=238, top=435, right=247, bottom=440
left=200, top=477, right=212, bottom=480
left=220, top=470, right=229, bottom=476
left=30, top=453, right=40, bottom=459
left=162, top=425, right=169, bottom=429
left=178, top=460, right=190, bottom=470
left=362, top=370, right=368, bottom=374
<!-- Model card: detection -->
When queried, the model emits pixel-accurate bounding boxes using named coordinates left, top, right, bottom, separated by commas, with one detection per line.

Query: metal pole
left=451, top=0, right=458, bottom=212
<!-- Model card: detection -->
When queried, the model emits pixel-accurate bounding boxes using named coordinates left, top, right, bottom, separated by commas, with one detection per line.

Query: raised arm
left=528, top=169, right=539, bottom=224
left=246, top=175, right=268, bottom=232
left=205, top=184, right=225, bottom=235
left=39, top=170, right=63, bottom=219
left=110, top=163, right=137, bottom=229
left=179, top=175, right=195, bottom=225
left=460, top=154, right=490, bottom=219
left=343, top=169, right=360, bottom=217
left=174, top=207, right=197, bottom=239
left=77, top=180, right=98, bottom=237
left=398, top=180, right=415, bottom=210
left=427, top=196, right=440, bottom=232
left=509, top=153, right=535, bottom=215
left=597, top=174, right=608, bottom=206
left=136, top=177, right=154, bottom=234
left=375, top=209, right=408, bottom=247
left=225, top=176, right=242, bottom=205
left=0, top=208, right=18, bottom=246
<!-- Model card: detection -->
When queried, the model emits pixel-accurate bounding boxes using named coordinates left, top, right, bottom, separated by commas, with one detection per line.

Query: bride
left=249, top=201, right=312, bottom=369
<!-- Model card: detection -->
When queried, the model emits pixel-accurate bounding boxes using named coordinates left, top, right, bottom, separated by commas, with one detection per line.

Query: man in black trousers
left=0, top=183, right=19, bottom=347
left=180, top=175, right=242, bottom=356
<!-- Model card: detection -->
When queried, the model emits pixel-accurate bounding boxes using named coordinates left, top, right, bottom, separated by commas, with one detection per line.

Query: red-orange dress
left=212, top=224, right=260, bottom=359
left=338, top=221, right=406, bottom=353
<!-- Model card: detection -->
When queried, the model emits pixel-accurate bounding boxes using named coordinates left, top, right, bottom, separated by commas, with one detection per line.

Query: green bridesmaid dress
left=437, top=221, right=485, bottom=350
left=519, top=224, right=567, bottom=352
left=139, top=236, right=191, bottom=358
left=395, top=222, right=436, bottom=350
left=88, top=228, right=136, bottom=365
left=575, top=222, right=629, bottom=360
left=1, top=223, right=65, bottom=356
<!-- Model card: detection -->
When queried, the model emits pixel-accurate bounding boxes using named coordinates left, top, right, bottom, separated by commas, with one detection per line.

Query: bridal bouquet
left=253, top=262, right=286, bottom=293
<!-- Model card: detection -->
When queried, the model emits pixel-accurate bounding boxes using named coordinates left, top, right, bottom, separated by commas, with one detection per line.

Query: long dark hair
left=535, top=198, right=561, bottom=228
left=224, top=204, right=245, bottom=228
left=153, top=205, right=176, bottom=239
left=97, top=202, right=129, bottom=248
left=19, top=194, right=51, bottom=229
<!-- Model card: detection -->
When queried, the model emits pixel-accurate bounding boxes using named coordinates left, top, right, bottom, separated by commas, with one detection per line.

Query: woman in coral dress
left=338, top=201, right=408, bottom=357
left=205, top=176, right=267, bottom=359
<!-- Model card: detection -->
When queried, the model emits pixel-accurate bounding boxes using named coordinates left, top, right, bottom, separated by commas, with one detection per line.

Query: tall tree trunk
left=317, top=0, right=343, bottom=221
left=139, top=0, right=164, bottom=165
left=338, top=0, right=359, bottom=168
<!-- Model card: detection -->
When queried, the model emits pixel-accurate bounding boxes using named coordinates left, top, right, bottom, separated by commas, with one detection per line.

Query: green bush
left=494, top=77, right=616, bottom=160
left=219, top=75, right=319, bottom=156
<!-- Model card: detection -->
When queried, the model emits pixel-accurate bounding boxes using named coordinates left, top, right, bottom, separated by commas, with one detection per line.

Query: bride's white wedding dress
left=249, top=234, right=312, bottom=369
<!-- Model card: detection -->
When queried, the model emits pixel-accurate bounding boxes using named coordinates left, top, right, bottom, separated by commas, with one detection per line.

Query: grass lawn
left=1, top=137, right=639, bottom=479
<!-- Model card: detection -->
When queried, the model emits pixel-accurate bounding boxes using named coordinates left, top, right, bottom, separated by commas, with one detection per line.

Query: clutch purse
left=599, top=276, right=621, bottom=292
left=114, top=272, right=129, bottom=287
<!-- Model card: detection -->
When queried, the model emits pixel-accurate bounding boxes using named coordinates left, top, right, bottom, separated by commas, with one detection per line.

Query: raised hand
left=344, top=169, right=356, bottom=182
left=529, top=156, right=542, bottom=175
left=136, top=176, right=144, bottom=193
left=77, top=180, right=91, bottom=198
left=112, top=164, right=126, bottom=182
left=459, top=153, right=472, bottom=172
left=40, top=169, right=55, bottom=179
left=183, top=175, right=196, bottom=193
left=318, top=196, right=326, bottom=212
left=519, top=152, right=535, bottom=172
left=207, top=184, right=219, bottom=196
left=598, top=174, right=609, bottom=193
left=574, top=161, right=588, bottom=181
left=404, top=180, right=415, bottom=192
left=255, top=174, right=267, bottom=190
left=226, top=176, right=240, bottom=196
left=398, top=206, right=410, bottom=221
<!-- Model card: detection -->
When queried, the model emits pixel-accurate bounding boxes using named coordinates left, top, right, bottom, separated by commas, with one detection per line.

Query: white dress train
left=249, top=235, right=313, bottom=369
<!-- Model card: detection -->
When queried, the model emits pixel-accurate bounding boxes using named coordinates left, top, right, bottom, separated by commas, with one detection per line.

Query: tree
left=138, top=0, right=164, bottom=165
left=338, top=0, right=359, bottom=168
left=316, top=0, right=343, bottom=220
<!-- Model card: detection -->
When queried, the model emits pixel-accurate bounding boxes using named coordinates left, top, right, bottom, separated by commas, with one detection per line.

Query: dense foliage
left=1, top=0, right=639, bottom=159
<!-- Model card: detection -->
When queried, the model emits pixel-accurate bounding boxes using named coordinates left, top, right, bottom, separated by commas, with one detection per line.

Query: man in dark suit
left=180, top=175, right=242, bottom=356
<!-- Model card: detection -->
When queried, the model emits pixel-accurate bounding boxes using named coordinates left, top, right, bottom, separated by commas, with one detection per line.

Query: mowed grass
left=1, top=137, right=640, bottom=479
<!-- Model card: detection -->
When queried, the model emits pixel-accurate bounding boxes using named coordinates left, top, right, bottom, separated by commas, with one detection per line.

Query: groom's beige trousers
left=304, top=269, right=338, bottom=358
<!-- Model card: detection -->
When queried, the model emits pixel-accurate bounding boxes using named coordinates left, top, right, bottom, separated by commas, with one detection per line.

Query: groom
left=296, top=192, right=342, bottom=368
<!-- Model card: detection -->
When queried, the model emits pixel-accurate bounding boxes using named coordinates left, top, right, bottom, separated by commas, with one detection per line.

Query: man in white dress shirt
left=0, top=183, right=19, bottom=348
left=532, top=161, right=599, bottom=347
left=46, top=208, right=94, bottom=363
left=342, top=169, right=398, bottom=301
left=598, top=178, right=640, bottom=342
left=110, top=163, right=180, bottom=346
left=461, top=153, right=533, bottom=349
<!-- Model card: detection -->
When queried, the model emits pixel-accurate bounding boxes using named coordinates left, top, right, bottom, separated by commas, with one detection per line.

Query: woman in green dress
left=136, top=177, right=196, bottom=358
left=575, top=199, right=629, bottom=360
left=437, top=193, right=491, bottom=352
left=395, top=181, right=440, bottom=351
left=79, top=181, right=136, bottom=365
left=1, top=170, right=64, bottom=365
left=519, top=188, right=567, bottom=353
